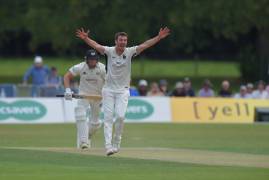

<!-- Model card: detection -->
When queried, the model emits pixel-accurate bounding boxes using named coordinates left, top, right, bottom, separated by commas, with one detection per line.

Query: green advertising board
left=125, top=99, right=154, bottom=120
left=0, top=100, right=47, bottom=121
left=99, top=99, right=154, bottom=120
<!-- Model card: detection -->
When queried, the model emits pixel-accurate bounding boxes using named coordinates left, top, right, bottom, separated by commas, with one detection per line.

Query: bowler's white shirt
left=69, top=62, right=106, bottom=95
left=103, top=46, right=137, bottom=92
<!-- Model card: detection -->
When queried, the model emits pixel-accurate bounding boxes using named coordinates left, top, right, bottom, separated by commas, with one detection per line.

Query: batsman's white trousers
left=75, top=99, right=101, bottom=148
left=102, top=88, right=129, bottom=149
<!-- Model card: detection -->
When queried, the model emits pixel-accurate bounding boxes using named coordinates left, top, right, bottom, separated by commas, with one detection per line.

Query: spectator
left=218, top=80, right=232, bottom=97
left=159, top=79, right=169, bottom=96
left=130, top=87, right=139, bottom=96
left=46, top=67, right=62, bottom=88
left=198, top=79, right=215, bottom=97
left=129, top=80, right=139, bottom=96
left=40, top=67, right=63, bottom=97
left=147, top=82, right=164, bottom=96
left=252, top=80, right=268, bottom=99
left=137, top=79, right=148, bottom=96
left=234, top=85, right=252, bottom=99
left=170, top=81, right=186, bottom=97
left=23, top=56, right=50, bottom=96
left=246, top=83, right=254, bottom=97
left=183, top=77, right=195, bottom=97
left=266, top=85, right=269, bottom=98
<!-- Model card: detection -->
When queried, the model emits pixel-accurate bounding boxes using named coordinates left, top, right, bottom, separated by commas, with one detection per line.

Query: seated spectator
left=159, top=79, right=169, bottom=96
left=183, top=77, right=195, bottom=97
left=266, top=85, right=269, bottom=98
left=147, top=82, right=164, bottom=96
left=252, top=80, right=268, bottom=99
left=137, top=79, right=148, bottom=96
left=129, top=80, right=139, bottom=96
left=234, top=85, right=252, bottom=99
left=218, top=80, right=232, bottom=97
left=40, top=67, right=63, bottom=97
left=170, top=81, right=186, bottom=97
left=23, top=56, right=50, bottom=97
left=246, top=83, right=254, bottom=96
left=198, top=79, right=214, bottom=97
left=46, top=67, right=62, bottom=88
left=0, top=84, right=17, bottom=97
left=130, top=87, right=139, bottom=96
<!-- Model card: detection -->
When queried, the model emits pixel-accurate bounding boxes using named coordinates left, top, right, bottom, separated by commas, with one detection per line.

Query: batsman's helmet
left=85, top=49, right=99, bottom=62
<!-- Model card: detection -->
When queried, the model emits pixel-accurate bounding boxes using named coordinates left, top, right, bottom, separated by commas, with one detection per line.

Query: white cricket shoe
left=80, top=142, right=89, bottom=150
left=112, top=144, right=120, bottom=153
left=106, top=148, right=114, bottom=156
left=113, top=148, right=119, bottom=154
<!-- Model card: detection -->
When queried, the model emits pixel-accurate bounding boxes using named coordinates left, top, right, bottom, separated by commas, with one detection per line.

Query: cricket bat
left=56, top=94, right=102, bottom=101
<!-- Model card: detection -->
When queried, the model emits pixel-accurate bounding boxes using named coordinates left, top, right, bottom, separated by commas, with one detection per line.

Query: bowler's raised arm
left=76, top=28, right=105, bottom=54
left=136, top=27, right=170, bottom=54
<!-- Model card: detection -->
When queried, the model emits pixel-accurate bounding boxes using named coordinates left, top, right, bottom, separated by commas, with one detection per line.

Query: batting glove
left=64, top=88, right=73, bottom=100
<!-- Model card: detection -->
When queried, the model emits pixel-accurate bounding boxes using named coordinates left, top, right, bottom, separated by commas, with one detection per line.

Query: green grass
left=0, top=123, right=269, bottom=180
left=1, top=149, right=268, bottom=180
left=1, top=148, right=268, bottom=180
left=0, top=58, right=80, bottom=78
left=132, top=60, right=240, bottom=78
left=0, top=58, right=240, bottom=81
left=1, top=123, right=269, bottom=154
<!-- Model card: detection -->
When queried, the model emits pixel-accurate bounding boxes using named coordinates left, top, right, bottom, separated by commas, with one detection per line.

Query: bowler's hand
left=64, top=88, right=73, bottom=101
left=76, top=28, right=89, bottom=40
left=158, top=27, right=170, bottom=40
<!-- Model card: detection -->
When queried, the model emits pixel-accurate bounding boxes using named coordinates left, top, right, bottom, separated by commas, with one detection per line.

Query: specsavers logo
left=126, top=99, right=154, bottom=120
left=0, top=100, right=47, bottom=121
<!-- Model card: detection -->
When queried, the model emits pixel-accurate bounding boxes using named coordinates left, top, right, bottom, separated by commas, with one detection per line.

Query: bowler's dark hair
left=115, top=32, right=128, bottom=40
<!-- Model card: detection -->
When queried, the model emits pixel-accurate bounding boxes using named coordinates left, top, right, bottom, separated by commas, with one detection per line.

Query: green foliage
left=0, top=0, right=269, bottom=79
left=0, top=0, right=268, bottom=54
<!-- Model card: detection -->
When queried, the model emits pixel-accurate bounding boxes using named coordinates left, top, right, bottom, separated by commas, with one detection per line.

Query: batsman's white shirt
left=69, top=62, right=106, bottom=95
left=103, top=46, right=137, bottom=92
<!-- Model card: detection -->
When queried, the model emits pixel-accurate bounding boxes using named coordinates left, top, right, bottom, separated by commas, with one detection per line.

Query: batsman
left=63, top=49, right=106, bottom=149
left=76, top=27, right=170, bottom=155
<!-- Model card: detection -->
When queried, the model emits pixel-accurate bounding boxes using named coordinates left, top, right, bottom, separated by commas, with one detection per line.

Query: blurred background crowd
left=131, top=78, right=269, bottom=99
left=1, top=55, right=268, bottom=99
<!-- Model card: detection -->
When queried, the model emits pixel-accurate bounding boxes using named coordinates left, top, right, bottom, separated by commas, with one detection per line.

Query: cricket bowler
left=63, top=49, right=106, bottom=149
left=76, top=27, right=170, bottom=155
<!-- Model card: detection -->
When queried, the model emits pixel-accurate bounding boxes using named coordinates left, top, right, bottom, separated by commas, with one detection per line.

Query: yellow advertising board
left=171, top=98, right=269, bottom=123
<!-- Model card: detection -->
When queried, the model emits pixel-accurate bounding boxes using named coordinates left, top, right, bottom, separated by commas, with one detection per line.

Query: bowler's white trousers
left=102, top=88, right=130, bottom=149
left=75, top=99, right=102, bottom=147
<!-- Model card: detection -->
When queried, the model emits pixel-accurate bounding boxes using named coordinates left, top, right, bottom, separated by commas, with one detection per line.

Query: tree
left=0, top=0, right=269, bottom=82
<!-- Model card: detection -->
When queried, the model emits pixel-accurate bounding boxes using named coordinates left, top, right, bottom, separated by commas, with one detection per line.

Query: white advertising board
left=0, top=97, right=171, bottom=124
left=0, top=98, right=64, bottom=124
left=64, top=97, right=171, bottom=123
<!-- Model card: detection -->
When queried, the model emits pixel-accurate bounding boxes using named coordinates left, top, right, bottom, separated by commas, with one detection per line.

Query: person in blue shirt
left=46, top=67, right=62, bottom=88
left=40, top=66, right=63, bottom=97
left=129, top=80, right=139, bottom=96
left=23, top=56, right=50, bottom=97
left=129, top=86, right=139, bottom=96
